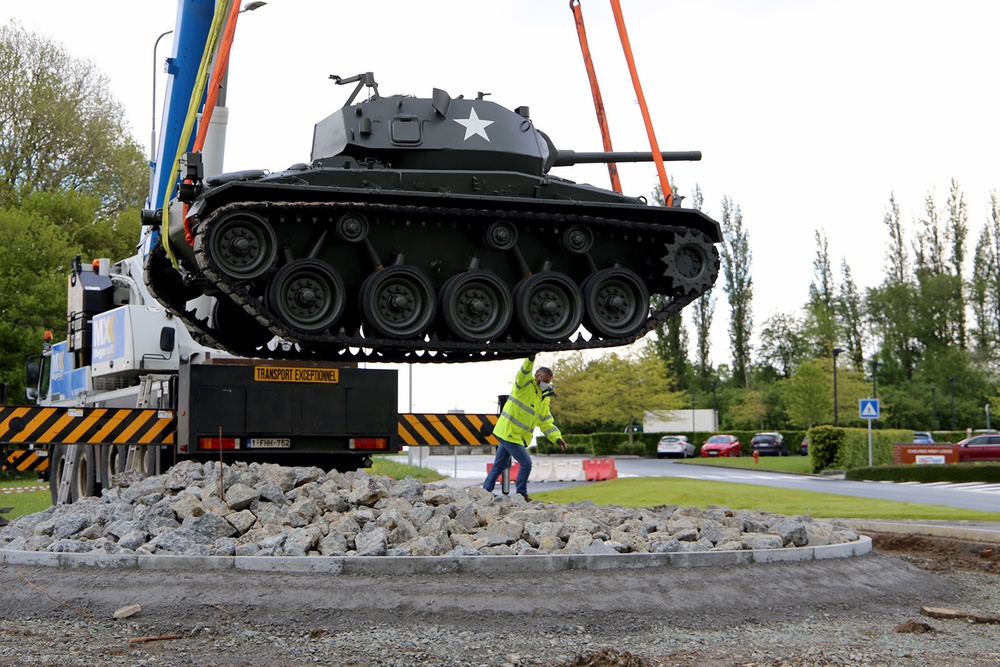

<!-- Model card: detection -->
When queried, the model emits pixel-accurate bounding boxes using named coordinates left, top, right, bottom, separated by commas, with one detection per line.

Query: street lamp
left=870, top=360, right=881, bottom=398
left=690, top=391, right=696, bottom=433
left=931, top=387, right=937, bottom=430
left=151, top=29, right=173, bottom=165
left=950, top=376, right=956, bottom=430
left=712, top=380, right=719, bottom=431
left=832, top=348, right=843, bottom=426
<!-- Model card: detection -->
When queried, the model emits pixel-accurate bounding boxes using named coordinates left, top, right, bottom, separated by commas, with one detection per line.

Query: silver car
left=657, top=435, right=695, bottom=458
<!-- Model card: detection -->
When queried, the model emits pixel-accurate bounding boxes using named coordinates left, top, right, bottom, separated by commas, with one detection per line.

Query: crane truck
left=1, top=0, right=720, bottom=504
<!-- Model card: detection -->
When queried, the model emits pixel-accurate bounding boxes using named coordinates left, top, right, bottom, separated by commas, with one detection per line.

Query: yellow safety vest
left=493, top=357, right=563, bottom=447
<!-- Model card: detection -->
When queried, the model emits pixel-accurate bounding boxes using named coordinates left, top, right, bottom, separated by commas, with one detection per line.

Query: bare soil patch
left=869, top=532, right=1000, bottom=574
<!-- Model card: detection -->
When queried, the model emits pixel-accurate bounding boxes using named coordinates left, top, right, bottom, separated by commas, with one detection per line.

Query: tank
left=144, top=73, right=722, bottom=363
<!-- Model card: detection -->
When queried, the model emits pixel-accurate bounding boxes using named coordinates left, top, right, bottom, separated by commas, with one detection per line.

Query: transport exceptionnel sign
left=253, top=366, right=340, bottom=384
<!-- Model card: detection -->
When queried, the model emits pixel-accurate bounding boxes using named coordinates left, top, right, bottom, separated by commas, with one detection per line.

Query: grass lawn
left=677, top=456, right=813, bottom=474
left=1, top=473, right=45, bottom=488
left=533, top=476, right=1000, bottom=521
left=370, top=457, right=446, bottom=483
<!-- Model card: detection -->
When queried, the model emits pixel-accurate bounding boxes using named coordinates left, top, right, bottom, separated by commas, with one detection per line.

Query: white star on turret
left=454, top=108, right=494, bottom=141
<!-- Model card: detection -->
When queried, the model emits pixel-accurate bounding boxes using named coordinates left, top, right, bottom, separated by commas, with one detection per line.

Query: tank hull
left=145, top=165, right=720, bottom=363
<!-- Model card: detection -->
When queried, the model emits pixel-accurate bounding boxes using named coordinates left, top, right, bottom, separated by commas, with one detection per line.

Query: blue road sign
left=859, top=398, right=880, bottom=420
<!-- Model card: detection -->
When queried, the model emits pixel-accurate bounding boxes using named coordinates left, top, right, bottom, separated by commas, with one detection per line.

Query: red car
left=956, top=434, right=1000, bottom=461
left=700, top=434, right=742, bottom=457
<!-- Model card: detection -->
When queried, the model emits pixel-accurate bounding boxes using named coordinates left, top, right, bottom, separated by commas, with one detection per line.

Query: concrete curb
left=0, top=536, right=872, bottom=573
left=840, top=520, right=1000, bottom=544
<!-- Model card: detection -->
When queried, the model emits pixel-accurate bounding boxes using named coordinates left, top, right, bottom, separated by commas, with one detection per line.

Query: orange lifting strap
left=570, top=0, right=674, bottom=206
left=569, top=0, right=622, bottom=194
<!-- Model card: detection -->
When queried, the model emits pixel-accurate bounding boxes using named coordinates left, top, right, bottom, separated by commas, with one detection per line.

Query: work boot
left=518, top=493, right=532, bottom=502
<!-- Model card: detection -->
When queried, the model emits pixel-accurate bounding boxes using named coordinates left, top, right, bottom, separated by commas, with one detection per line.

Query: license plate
left=248, top=438, right=291, bottom=449
left=707, top=451, right=718, bottom=456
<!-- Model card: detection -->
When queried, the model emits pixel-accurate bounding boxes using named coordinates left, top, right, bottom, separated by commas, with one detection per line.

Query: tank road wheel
left=582, top=268, right=650, bottom=338
left=335, top=213, right=370, bottom=243
left=560, top=225, right=594, bottom=255
left=208, top=211, right=277, bottom=280
left=513, top=272, right=583, bottom=342
left=360, top=266, right=436, bottom=338
left=483, top=220, right=518, bottom=251
left=660, top=229, right=720, bottom=296
left=267, top=259, right=345, bottom=333
left=439, top=271, right=513, bottom=342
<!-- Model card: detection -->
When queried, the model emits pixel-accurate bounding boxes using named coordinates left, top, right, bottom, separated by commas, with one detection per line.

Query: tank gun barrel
left=552, top=150, right=702, bottom=167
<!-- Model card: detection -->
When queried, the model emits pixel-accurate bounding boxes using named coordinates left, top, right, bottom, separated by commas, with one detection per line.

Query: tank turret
left=144, top=73, right=721, bottom=363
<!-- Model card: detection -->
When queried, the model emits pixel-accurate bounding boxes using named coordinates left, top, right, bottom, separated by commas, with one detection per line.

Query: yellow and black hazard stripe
left=0, top=407, right=175, bottom=446
left=2, top=448, right=49, bottom=472
left=398, top=413, right=499, bottom=447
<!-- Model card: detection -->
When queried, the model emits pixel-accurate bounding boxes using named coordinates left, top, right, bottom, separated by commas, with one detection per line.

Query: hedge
left=805, top=426, right=977, bottom=473
left=846, top=463, right=1000, bottom=483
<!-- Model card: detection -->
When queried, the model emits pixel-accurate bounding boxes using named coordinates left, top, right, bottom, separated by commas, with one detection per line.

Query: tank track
left=146, top=200, right=718, bottom=363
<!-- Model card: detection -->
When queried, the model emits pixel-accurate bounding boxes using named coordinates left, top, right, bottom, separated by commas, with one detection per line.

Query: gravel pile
left=0, top=460, right=859, bottom=558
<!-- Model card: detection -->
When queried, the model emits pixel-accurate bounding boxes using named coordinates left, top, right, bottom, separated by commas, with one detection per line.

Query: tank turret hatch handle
left=330, top=72, right=380, bottom=106
left=552, top=150, right=702, bottom=167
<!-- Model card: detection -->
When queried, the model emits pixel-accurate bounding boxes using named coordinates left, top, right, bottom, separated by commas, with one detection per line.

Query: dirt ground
left=868, top=532, right=1000, bottom=574
left=555, top=533, right=1000, bottom=667
left=1, top=532, right=998, bottom=667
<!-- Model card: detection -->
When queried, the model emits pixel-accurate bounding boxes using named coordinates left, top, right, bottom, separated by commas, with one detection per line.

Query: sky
left=3, top=1, right=1000, bottom=417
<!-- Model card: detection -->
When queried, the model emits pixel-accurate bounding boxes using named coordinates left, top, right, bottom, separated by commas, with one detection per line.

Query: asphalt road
left=393, top=452, right=1000, bottom=513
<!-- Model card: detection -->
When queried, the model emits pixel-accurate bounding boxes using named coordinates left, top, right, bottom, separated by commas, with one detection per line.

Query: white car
left=657, top=435, right=695, bottom=458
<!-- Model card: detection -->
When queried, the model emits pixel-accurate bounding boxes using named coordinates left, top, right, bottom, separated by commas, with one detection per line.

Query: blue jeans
left=483, top=438, right=533, bottom=496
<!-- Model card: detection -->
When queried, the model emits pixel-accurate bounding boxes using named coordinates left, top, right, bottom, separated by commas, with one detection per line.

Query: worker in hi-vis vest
left=483, top=355, right=567, bottom=500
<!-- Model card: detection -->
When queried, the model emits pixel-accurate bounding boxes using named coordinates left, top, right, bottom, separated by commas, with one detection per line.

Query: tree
left=912, top=186, right=965, bottom=351
left=804, top=230, right=838, bottom=358
left=648, top=181, right=691, bottom=390
left=0, top=22, right=147, bottom=211
left=837, top=260, right=865, bottom=371
left=782, top=361, right=830, bottom=429
left=660, top=312, right=689, bottom=391
left=0, top=23, right=149, bottom=401
left=691, top=288, right=715, bottom=387
left=969, top=191, right=1000, bottom=367
left=687, top=185, right=716, bottom=387
left=551, top=347, right=683, bottom=432
left=868, top=194, right=918, bottom=382
left=945, top=179, right=969, bottom=348
left=726, top=389, right=767, bottom=430
left=756, top=312, right=807, bottom=378
left=719, top=196, right=753, bottom=388
left=989, top=191, right=1000, bottom=361
left=969, top=227, right=992, bottom=358
left=0, top=205, right=76, bottom=397
left=782, top=358, right=871, bottom=428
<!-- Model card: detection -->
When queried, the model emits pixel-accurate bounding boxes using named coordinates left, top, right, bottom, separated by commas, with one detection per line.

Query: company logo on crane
left=92, top=311, right=123, bottom=362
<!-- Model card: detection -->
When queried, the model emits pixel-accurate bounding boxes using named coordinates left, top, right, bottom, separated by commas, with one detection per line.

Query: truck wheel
left=48, top=445, right=96, bottom=504
left=70, top=446, right=97, bottom=501
left=48, top=445, right=68, bottom=504
left=100, top=445, right=128, bottom=492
